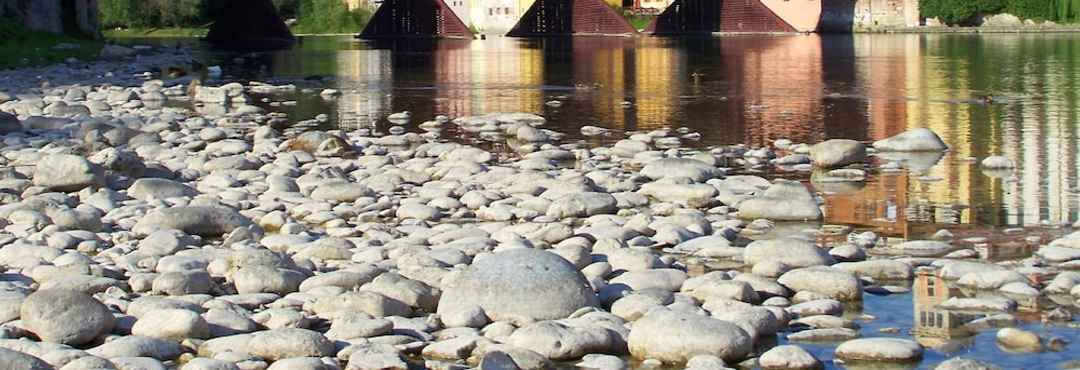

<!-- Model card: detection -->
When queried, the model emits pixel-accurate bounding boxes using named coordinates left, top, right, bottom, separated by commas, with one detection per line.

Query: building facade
left=821, top=0, right=921, bottom=31
left=629, top=0, right=674, bottom=14
left=459, top=0, right=530, bottom=34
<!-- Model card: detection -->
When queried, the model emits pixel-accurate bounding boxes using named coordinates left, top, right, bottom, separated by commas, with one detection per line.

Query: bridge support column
left=359, top=0, right=474, bottom=39
left=645, top=0, right=820, bottom=35
left=205, top=0, right=295, bottom=50
left=506, top=0, right=637, bottom=37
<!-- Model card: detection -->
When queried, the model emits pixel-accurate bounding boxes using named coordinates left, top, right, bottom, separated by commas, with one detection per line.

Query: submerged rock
left=759, top=345, right=821, bottom=370
left=834, top=338, right=923, bottom=362
left=996, top=328, right=1042, bottom=352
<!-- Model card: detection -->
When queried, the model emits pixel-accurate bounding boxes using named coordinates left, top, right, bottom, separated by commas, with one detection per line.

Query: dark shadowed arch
left=205, top=0, right=295, bottom=50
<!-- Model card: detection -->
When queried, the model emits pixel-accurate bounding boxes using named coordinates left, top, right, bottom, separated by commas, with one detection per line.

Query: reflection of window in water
left=926, top=276, right=935, bottom=296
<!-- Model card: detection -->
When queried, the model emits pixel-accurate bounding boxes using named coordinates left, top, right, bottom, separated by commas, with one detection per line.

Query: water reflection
left=912, top=269, right=977, bottom=349
left=155, top=33, right=1080, bottom=233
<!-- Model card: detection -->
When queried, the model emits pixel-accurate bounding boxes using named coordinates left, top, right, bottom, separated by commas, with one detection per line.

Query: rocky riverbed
left=0, top=45, right=1076, bottom=370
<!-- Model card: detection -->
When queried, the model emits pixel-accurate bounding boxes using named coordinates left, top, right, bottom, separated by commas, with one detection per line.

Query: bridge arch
left=204, top=0, right=296, bottom=50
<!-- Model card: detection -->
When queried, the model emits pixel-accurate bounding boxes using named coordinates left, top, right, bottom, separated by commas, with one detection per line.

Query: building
left=468, top=0, right=531, bottom=34
left=821, top=0, right=921, bottom=31
left=627, top=0, right=673, bottom=14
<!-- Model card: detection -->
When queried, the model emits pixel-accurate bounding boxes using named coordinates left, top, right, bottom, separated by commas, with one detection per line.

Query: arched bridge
left=203, top=0, right=822, bottom=49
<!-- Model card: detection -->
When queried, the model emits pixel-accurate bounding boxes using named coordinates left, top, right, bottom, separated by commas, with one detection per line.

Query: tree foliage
left=98, top=0, right=371, bottom=32
left=294, top=0, right=372, bottom=34
left=922, top=0, right=1080, bottom=24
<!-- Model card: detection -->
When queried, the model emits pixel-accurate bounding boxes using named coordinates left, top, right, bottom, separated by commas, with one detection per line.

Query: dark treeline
left=99, top=0, right=372, bottom=33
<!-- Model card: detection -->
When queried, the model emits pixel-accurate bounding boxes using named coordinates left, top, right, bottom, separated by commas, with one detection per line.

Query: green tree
left=1007, top=0, right=1054, bottom=20
left=921, top=0, right=1005, bottom=24
left=99, top=0, right=146, bottom=28
left=295, top=0, right=371, bottom=33
left=1057, top=0, right=1080, bottom=21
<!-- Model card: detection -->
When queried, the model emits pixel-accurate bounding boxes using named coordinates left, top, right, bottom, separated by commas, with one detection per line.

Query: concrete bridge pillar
left=507, top=0, right=637, bottom=36
left=360, top=0, right=474, bottom=39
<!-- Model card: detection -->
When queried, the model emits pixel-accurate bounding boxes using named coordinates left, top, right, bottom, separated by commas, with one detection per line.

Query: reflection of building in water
left=854, top=34, right=917, bottom=140
left=464, top=39, right=545, bottom=115
left=972, top=240, right=1037, bottom=262
left=996, top=37, right=1080, bottom=227
left=569, top=39, right=633, bottom=131
left=632, top=38, right=682, bottom=132
left=336, top=49, right=394, bottom=130
left=912, top=269, right=977, bottom=348
left=823, top=172, right=910, bottom=237
left=730, top=35, right=826, bottom=147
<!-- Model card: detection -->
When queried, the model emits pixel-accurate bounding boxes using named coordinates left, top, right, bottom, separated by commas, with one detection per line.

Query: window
left=919, top=312, right=926, bottom=327
left=489, top=8, right=493, bottom=15
left=505, top=7, right=511, bottom=14
left=937, top=314, right=944, bottom=328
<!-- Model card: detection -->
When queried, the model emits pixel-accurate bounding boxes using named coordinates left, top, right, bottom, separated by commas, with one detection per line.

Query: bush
left=921, top=0, right=1005, bottom=24
left=1007, top=0, right=1054, bottom=20
left=295, top=0, right=372, bottom=33
left=99, top=0, right=373, bottom=32
left=923, top=0, right=1080, bottom=24
left=99, top=0, right=149, bottom=28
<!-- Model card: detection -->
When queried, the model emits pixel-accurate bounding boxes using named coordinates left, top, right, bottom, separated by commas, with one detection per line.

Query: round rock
left=21, top=289, right=115, bottom=345
left=834, top=338, right=923, bottom=362
left=810, top=139, right=866, bottom=168
left=759, top=345, right=821, bottom=370
left=628, top=309, right=752, bottom=364
left=438, top=248, right=598, bottom=323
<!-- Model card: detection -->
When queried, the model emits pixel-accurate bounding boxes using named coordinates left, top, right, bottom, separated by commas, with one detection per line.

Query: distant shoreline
left=851, top=26, right=1080, bottom=34
left=102, top=26, right=1080, bottom=42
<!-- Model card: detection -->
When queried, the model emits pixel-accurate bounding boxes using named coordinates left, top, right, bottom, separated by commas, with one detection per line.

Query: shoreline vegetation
left=99, top=0, right=371, bottom=38
left=0, top=19, right=103, bottom=70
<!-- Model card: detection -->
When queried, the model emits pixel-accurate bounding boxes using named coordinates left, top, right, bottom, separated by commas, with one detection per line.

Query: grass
left=626, top=15, right=655, bottom=30
left=291, top=5, right=372, bottom=35
left=103, top=27, right=209, bottom=38
left=0, top=19, right=103, bottom=70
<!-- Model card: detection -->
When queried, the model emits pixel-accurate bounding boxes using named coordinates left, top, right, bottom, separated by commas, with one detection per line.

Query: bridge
left=204, top=0, right=821, bottom=49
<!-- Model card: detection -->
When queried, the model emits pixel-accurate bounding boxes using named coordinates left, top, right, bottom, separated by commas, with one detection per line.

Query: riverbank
left=103, top=27, right=209, bottom=39
left=856, top=25, right=1080, bottom=33
left=0, top=20, right=102, bottom=70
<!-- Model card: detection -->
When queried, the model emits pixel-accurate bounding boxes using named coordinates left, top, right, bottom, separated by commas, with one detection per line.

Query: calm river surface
left=124, top=33, right=1080, bottom=369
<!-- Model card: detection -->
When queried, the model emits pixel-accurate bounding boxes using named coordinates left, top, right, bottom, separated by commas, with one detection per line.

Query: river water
left=123, top=33, right=1080, bottom=369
